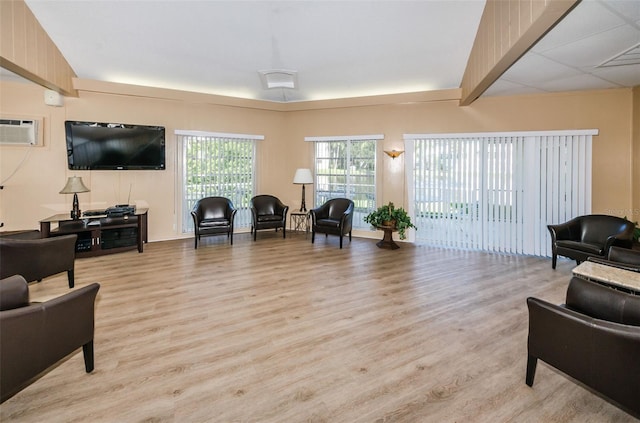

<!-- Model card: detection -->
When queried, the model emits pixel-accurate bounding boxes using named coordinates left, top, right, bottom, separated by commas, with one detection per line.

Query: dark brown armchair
left=310, top=198, right=354, bottom=249
left=0, top=233, right=77, bottom=288
left=191, top=197, right=237, bottom=249
left=588, top=246, right=640, bottom=272
left=0, top=275, right=100, bottom=403
left=250, top=195, right=288, bottom=241
left=547, top=214, right=635, bottom=269
left=526, top=276, right=640, bottom=418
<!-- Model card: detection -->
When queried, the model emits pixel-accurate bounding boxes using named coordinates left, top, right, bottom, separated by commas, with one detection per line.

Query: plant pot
left=382, top=220, right=396, bottom=228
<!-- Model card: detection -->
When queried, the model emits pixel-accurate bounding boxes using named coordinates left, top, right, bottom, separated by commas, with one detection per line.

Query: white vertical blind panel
left=179, top=134, right=256, bottom=232
left=408, top=132, right=593, bottom=257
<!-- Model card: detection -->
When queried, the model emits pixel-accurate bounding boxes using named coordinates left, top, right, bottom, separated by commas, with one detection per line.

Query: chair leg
left=230, top=231, right=234, bottom=245
left=254, top=228, right=257, bottom=241
left=525, top=355, right=537, bottom=387
left=283, top=226, right=286, bottom=239
left=339, top=235, right=343, bottom=249
left=67, top=269, right=75, bottom=288
left=551, top=253, right=557, bottom=269
left=83, top=341, right=95, bottom=373
left=194, top=235, right=198, bottom=249
left=311, top=231, right=315, bottom=243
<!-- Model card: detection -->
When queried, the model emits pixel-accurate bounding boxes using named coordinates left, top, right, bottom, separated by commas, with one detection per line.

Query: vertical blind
left=405, top=130, right=596, bottom=256
left=177, top=130, right=262, bottom=233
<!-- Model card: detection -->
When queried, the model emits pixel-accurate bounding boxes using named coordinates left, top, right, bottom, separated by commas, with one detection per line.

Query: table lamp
left=293, top=168, right=313, bottom=212
left=59, top=176, right=90, bottom=219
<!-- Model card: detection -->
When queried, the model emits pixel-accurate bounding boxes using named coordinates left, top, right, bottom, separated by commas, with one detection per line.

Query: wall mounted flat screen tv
left=65, top=121, right=165, bottom=170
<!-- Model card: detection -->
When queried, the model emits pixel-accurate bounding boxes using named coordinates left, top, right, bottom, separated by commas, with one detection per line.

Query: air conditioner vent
left=0, top=118, right=41, bottom=146
left=597, top=42, right=640, bottom=68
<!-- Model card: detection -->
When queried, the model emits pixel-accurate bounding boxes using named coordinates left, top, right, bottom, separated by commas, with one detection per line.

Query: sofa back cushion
left=196, top=197, right=231, bottom=220
left=327, top=198, right=353, bottom=220
left=566, top=276, right=640, bottom=326
left=252, top=195, right=282, bottom=216
left=0, top=275, right=29, bottom=311
left=579, top=215, right=634, bottom=245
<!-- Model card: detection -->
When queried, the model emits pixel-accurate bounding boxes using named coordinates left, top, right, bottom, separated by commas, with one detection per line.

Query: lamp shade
left=59, top=176, right=90, bottom=194
left=293, top=168, right=313, bottom=184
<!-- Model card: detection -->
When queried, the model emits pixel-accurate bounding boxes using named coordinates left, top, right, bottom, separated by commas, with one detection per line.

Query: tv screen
left=65, top=121, right=165, bottom=170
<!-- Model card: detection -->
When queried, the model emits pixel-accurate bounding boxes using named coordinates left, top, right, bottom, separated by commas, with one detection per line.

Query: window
left=176, top=131, right=263, bottom=233
left=305, top=135, right=381, bottom=229
left=405, top=130, right=597, bottom=256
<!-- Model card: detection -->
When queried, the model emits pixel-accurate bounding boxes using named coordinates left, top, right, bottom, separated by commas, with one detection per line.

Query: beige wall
left=0, top=79, right=635, bottom=241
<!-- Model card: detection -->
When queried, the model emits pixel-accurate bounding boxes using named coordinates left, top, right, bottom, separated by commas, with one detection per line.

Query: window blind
left=177, top=131, right=259, bottom=233
left=405, top=130, right=596, bottom=256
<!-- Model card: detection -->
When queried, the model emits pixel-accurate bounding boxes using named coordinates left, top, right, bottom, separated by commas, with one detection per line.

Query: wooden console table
left=40, top=208, right=148, bottom=258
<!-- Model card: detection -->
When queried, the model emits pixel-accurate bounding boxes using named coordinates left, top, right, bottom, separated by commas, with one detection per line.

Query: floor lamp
left=293, top=168, right=313, bottom=212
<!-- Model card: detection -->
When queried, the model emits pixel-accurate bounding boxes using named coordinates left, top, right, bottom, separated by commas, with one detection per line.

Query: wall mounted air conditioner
left=0, top=118, right=42, bottom=146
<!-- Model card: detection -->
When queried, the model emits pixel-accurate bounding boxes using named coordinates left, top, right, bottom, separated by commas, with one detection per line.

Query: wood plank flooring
left=1, top=232, right=637, bottom=422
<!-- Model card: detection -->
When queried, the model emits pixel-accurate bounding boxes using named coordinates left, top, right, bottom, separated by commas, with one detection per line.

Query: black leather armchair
left=0, top=275, right=100, bottom=403
left=191, top=197, right=237, bottom=248
left=588, top=246, right=640, bottom=272
left=526, top=277, right=640, bottom=417
left=547, top=214, right=635, bottom=269
left=250, top=195, right=288, bottom=241
left=310, top=198, right=354, bottom=249
left=0, top=233, right=77, bottom=288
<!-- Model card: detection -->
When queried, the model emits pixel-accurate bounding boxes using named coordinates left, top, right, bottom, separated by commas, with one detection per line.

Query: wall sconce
left=384, top=150, right=404, bottom=159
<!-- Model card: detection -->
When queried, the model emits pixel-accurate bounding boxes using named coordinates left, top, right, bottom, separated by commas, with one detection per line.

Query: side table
left=290, top=211, right=310, bottom=237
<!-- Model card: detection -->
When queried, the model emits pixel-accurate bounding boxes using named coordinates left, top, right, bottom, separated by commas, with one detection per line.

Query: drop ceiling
left=5, top=0, right=640, bottom=103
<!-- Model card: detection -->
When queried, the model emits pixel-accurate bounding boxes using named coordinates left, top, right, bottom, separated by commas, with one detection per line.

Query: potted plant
left=364, top=202, right=417, bottom=240
left=624, top=216, right=640, bottom=245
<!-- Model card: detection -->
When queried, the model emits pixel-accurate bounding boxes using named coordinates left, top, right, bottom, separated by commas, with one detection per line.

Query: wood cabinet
left=40, top=208, right=148, bottom=258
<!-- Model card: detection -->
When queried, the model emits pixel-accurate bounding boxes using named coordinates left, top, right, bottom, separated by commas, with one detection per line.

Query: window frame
left=306, top=134, right=383, bottom=230
left=176, top=130, right=263, bottom=234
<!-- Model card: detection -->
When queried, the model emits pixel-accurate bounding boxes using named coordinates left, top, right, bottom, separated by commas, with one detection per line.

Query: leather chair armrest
left=227, top=206, right=237, bottom=224
left=547, top=219, right=579, bottom=242
left=43, top=283, right=100, bottom=360
left=608, top=246, right=640, bottom=265
left=310, top=203, right=330, bottom=221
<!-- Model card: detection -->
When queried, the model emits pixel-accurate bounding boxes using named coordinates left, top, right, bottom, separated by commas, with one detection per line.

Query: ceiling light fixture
left=258, top=69, right=298, bottom=90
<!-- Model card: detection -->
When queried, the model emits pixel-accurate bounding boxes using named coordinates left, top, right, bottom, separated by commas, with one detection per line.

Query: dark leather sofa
left=588, top=245, right=640, bottom=272
left=526, top=276, right=640, bottom=417
left=0, top=275, right=100, bottom=403
left=191, top=197, right=237, bottom=248
left=547, top=214, right=635, bottom=269
left=310, top=198, right=354, bottom=249
left=0, top=233, right=77, bottom=288
left=250, top=195, right=288, bottom=241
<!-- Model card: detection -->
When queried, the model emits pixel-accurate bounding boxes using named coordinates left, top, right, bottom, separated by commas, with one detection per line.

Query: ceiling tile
left=540, top=25, right=640, bottom=69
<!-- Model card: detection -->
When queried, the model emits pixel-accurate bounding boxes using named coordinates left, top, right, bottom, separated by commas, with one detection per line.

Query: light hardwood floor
left=1, top=231, right=637, bottom=422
